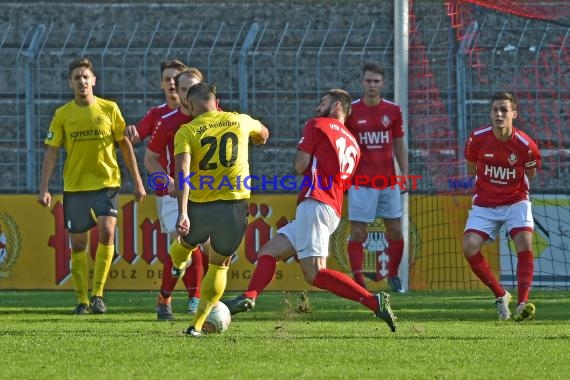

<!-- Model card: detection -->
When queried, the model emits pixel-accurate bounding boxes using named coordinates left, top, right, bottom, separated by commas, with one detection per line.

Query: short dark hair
left=160, top=59, right=187, bottom=75
left=362, top=62, right=385, bottom=78
left=68, top=58, right=95, bottom=78
left=186, top=82, right=217, bottom=102
left=325, top=88, right=352, bottom=116
left=491, top=91, right=517, bottom=111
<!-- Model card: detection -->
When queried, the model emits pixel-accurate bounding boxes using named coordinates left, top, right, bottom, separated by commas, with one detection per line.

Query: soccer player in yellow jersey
left=171, top=82, right=269, bottom=337
left=38, top=57, right=146, bottom=314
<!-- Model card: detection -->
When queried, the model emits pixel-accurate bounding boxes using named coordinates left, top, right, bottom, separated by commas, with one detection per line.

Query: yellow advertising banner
left=407, top=195, right=499, bottom=290
left=0, top=194, right=496, bottom=291
left=0, top=194, right=305, bottom=291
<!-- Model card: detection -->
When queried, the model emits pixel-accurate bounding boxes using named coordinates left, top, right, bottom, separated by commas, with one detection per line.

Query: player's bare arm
left=393, top=137, right=408, bottom=177
left=393, top=137, right=409, bottom=190
left=250, top=124, right=270, bottom=145
left=38, top=146, right=59, bottom=207
left=294, top=150, right=312, bottom=174
left=144, top=149, right=175, bottom=195
left=174, top=152, right=191, bottom=235
left=117, top=138, right=146, bottom=202
left=525, top=167, right=537, bottom=179
left=124, top=124, right=141, bottom=144
left=466, top=160, right=477, bottom=176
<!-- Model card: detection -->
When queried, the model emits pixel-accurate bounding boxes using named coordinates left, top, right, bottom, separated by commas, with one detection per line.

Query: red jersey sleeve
left=147, top=123, right=169, bottom=156
left=521, top=131, right=541, bottom=170
left=136, top=108, right=159, bottom=141
left=298, top=119, right=316, bottom=153
left=392, top=106, right=405, bottom=138
left=464, top=129, right=481, bottom=162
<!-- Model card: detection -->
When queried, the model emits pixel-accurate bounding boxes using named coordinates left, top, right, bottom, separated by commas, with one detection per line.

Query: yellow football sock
left=91, top=243, right=114, bottom=297
left=169, top=240, right=193, bottom=271
left=71, top=250, right=89, bottom=305
left=192, top=264, right=229, bottom=331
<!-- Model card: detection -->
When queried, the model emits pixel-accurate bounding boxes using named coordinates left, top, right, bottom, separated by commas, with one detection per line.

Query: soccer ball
left=203, top=302, right=232, bottom=333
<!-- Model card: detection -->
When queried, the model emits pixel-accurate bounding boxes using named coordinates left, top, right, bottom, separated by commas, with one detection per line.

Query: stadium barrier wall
left=2, top=194, right=567, bottom=290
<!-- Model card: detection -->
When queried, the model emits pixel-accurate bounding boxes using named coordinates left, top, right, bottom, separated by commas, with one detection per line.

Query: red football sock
left=386, top=238, right=404, bottom=277
left=312, top=268, right=377, bottom=312
left=201, top=248, right=209, bottom=276
left=466, top=251, right=505, bottom=298
left=183, top=246, right=204, bottom=298
left=243, top=255, right=277, bottom=299
left=347, top=240, right=366, bottom=287
left=160, top=254, right=178, bottom=296
left=516, top=250, right=534, bottom=304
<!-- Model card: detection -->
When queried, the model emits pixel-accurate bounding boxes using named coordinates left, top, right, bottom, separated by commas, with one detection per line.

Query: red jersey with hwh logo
left=345, top=98, right=404, bottom=182
left=464, top=125, right=541, bottom=207
left=297, top=117, right=361, bottom=216
left=136, top=103, right=177, bottom=141
left=147, top=108, right=192, bottom=195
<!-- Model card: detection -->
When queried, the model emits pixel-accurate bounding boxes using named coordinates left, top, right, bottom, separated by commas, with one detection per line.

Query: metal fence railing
left=1, top=21, right=397, bottom=193
left=0, top=5, right=568, bottom=194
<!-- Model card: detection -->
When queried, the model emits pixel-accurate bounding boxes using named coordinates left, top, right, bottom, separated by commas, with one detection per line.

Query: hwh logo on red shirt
left=358, top=130, right=389, bottom=145
left=484, top=165, right=517, bottom=180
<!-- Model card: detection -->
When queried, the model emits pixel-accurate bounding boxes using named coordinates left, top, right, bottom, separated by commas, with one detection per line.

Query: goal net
left=408, top=0, right=570, bottom=290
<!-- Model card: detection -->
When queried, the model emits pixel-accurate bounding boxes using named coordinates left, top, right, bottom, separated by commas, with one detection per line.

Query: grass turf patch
left=1, top=290, right=569, bottom=379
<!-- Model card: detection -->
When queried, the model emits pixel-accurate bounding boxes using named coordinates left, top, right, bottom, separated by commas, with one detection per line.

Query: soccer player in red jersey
left=223, top=89, right=397, bottom=332
left=345, top=62, right=408, bottom=293
left=125, top=59, right=187, bottom=144
left=463, top=91, right=541, bottom=321
left=144, top=67, right=209, bottom=319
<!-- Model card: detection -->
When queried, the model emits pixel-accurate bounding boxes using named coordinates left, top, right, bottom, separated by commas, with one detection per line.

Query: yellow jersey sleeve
left=45, top=108, right=65, bottom=148
left=174, top=122, right=196, bottom=156
left=111, top=102, right=127, bottom=142
left=241, top=114, right=264, bottom=137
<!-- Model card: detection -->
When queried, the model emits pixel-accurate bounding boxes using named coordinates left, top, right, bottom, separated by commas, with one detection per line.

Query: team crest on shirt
left=94, top=116, right=104, bottom=125
left=507, top=152, right=518, bottom=166
left=380, top=115, right=391, bottom=128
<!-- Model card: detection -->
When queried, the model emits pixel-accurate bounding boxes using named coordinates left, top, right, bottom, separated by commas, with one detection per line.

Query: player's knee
left=70, top=239, right=87, bottom=252
left=385, top=229, right=403, bottom=241
left=349, top=225, right=367, bottom=241
left=302, top=268, right=317, bottom=284
left=98, top=230, right=115, bottom=245
left=462, top=237, right=480, bottom=257
left=300, top=261, right=321, bottom=284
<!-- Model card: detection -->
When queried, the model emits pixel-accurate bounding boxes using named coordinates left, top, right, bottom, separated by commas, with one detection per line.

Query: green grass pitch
left=1, top=290, right=569, bottom=379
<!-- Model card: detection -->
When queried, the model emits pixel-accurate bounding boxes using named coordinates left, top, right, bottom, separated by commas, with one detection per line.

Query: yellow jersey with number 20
left=174, top=110, right=263, bottom=202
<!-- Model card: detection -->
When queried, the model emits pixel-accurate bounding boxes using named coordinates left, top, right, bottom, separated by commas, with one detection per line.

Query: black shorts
left=181, top=199, right=248, bottom=257
left=63, top=187, right=119, bottom=233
